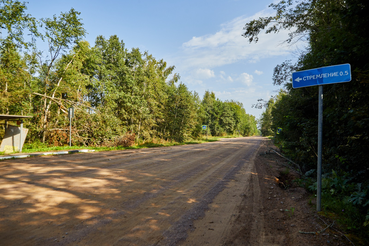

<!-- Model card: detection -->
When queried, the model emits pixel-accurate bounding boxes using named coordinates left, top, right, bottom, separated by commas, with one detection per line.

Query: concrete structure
left=0, top=115, right=32, bottom=153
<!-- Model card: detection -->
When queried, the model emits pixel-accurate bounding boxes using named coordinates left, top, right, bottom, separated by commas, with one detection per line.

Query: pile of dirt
left=223, top=139, right=353, bottom=246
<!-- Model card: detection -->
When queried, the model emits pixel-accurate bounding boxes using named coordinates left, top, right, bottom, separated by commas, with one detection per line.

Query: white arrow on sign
left=295, top=77, right=302, bottom=82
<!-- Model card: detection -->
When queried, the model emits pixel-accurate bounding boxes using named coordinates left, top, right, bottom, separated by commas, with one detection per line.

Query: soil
left=0, top=137, right=352, bottom=245
left=183, top=139, right=351, bottom=246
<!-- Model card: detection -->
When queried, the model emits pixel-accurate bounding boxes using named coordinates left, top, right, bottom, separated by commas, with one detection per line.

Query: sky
left=25, top=0, right=304, bottom=119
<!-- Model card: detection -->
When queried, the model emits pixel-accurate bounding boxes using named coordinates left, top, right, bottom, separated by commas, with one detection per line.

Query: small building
left=0, top=115, right=32, bottom=153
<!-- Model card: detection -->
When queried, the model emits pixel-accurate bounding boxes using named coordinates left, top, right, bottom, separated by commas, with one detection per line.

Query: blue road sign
left=292, top=64, right=351, bottom=88
left=202, top=125, right=207, bottom=130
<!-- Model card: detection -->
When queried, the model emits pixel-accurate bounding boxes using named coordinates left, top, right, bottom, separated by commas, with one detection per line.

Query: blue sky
left=26, top=0, right=303, bottom=119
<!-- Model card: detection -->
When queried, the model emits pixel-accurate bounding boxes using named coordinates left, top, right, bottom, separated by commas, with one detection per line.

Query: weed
left=289, top=207, right=295, bottom=217
left=285, top=207, right=295, bottom=218
left=308, top=198, right=313, bottom=206
left=278, top=168, right=293, bottom=189
left=281, top=167, right=290, bottom=175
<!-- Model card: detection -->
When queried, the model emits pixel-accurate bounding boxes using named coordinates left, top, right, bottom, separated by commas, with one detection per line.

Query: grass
left=320, top=193, right=369, bottom=245
left=219, top=134, right=243, bottom=139
left=21, top=145, right=95, bottom=153
left=305, top=191, right=369, bottom=245
left=321, top=193, right=366, bottom=232
left=284, top=207, right=295, bottom=218
left=2, top=133, right=245, bottom=155
left=1, top=136, right=223, bottom=155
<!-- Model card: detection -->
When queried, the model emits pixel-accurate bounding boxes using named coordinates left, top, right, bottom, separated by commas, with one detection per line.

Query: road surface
left=0, top=137, right=263, bottom=245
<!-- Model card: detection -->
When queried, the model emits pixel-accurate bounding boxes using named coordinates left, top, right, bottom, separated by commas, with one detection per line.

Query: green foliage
left=0, top=40, right=31, bottom=114
left=0, top=1, right=258, bottom=150
left=0, top=0, right=39, bottom=49
left=164, top=82, right=199, bottom=142
left=201, top=91, right=258, bottom=137
left=259, top=97, right=275, bottom=136
left=246, top=0, right=369, bottom=175
left=243, top=0, right=369, bottom=241
left=307, top=170, right=369, bottom=239
left=285, top=207, right=295, bottom=218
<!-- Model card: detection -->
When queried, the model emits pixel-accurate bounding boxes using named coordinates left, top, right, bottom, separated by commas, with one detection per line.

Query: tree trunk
left=41, top=55, right=76, bottom=143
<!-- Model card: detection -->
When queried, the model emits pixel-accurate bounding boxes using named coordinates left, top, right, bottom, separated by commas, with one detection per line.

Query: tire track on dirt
left=86, top=139, right=259, bottom=245
left=0, top=137, right=262, bottom=246
left=182, top=137, right=262, bottom=246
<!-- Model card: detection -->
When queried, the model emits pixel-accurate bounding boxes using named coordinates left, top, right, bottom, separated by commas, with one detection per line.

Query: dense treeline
left=247, top=0, right=369, bottom=238
left=0, top=0, right=258, bottom=146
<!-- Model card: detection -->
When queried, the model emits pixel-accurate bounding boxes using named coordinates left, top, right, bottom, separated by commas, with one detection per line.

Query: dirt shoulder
left=224, top=139, right=352, bottom=246
left=184, top=138, right=352, bottom=246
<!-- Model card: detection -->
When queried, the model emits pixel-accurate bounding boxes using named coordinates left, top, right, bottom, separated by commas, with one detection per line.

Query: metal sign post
left=317, top=85, right=323, bottom=211
left=19, top=121, right=23, bottom=153
left=202, top=125, right=208, bottom=139
left=68, top=107, right=74, bottom=147
left=292, top=64, right=351, bottom=211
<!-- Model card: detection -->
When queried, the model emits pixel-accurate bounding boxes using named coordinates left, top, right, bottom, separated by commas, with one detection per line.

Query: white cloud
left=238, top=73, right=253, bottom=86
left=214, top=91, right=232, bottom=96
left=219, top=71, right=234, bottom=83
left=194, top=68, right=215, bottom=79
left=255, top=70, right=263, bottom=75
left=176, top=9, right=299, bottom=71
left=185, top=80, right=203, bottom=85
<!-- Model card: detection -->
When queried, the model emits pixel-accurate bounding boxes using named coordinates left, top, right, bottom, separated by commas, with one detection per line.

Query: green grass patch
left=219, top=134, right=243, bottom=138
left=321, top=193, right=366, bottom=232
left=305, top=192, right=369, bottom=245
left=3, top=135, right=254, bottom=155
left=20, top=145, right=95, bottom=153
left=7, top=136, right=223, bottom=155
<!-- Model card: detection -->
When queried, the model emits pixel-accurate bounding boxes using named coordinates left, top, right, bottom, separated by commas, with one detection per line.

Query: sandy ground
left=0, top=137, right=351, bottom=245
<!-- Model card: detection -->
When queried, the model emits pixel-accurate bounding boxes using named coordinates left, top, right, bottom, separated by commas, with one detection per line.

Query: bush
left=100, top=132, right=136, bottom=148
left=306, top=169, right=369, bottom=243
left=114, top=132, right=135, bottom=147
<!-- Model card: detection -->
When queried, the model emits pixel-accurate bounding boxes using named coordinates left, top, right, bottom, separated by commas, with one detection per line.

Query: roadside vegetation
left=246, top=0, right=369, bottom=243
left=0, top=0, right=258, bottom=152
left=18, top=136, right=222, bottom=154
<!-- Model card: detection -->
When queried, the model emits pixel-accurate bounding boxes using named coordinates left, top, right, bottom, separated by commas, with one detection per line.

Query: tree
left=164, top=82, right=198, bottom=142
left=0, top=40, right=30, bottom=114
left=35, top=8, right=86, bottom=142
left=0, top=0, right=38, bottom=116
left=244, top=0, right=369, bottom=170
left=0, top=0, right=38, bottom=49
left=201, top=90, right=216, bottom=135
left=244, top=1, right=369, bottom=235
left=259, top=98, right=275, bottom=136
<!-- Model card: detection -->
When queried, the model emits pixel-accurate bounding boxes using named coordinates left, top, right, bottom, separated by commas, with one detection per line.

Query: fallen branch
left=299, top=221, right=334, bottom=235
left=33, top=92, right=97, bottom=112
left=330, top=227, right=356, bottom=246
left=33, top=92, right=68, bottom=113
left=269, top=149, right=302, bottom=175
left=300, top=217, right=356, bottom=246
left=318, top=217, right=355, bottom=246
